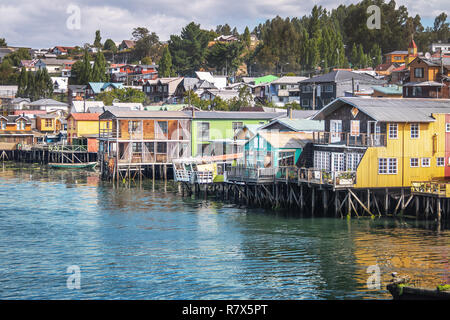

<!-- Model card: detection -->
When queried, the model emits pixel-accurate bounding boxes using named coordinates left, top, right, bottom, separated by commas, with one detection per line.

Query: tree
left=0, top=38, right=6, bottom=47
left=3, top=48, right=31, bottom=66
left=207, top=42, right=244, bottom=75
left=0, top=60, right=15, bottom=85
left=97, top=87, right=146, bottom=105
left=17, top=67, right=28, bottom=97
left=91, top=51, right=108, bottom=82
left=216, top=24, right=232, bottom=35
left=158, top=46, right=174, bottom=77
left=70, top=60, right=84, bottom=85
left=132, top=27, right=162, bottom=62
left=103, top=39, right=117, bottom=53
left=370, top=43, right=382, bottom=68
left=141, top=56, right=152, bottom=65
left=242, top=26, right=251, bottom=47
left=79, top=49, right=92, bottom=85
left=94, top=30, right=102, bottom=48
left=169, top=22, right=213, bottom=76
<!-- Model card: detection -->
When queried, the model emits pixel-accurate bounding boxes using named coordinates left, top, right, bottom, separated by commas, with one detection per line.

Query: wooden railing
left=227, top=166, right=356, bottom=187
left=227, top=166, right=277, bottom=183
left=313, top=132, right=386, bottom=147
left=48, top=145, right=87, bottom=152
left=411, top=181, right=450, bottom=197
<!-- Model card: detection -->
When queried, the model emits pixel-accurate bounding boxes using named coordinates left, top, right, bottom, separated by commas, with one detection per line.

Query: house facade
left=0, top=115, right=34, bottom=145
left=67, top=113, right=111, bottom=144
left=191, top=111, right=283, bottom=157
left=98, top=110, right=192, bottom=166
left=309, top=97, right=450, bottom=189
left=299, top=70, right=385, bottom=110
left=143, top=78, right=184, bottom=103
left=403, top=56, right=450, bottom=98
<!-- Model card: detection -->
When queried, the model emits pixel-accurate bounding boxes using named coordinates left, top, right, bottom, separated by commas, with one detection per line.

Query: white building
left=430, top=42, right=450, bottom=54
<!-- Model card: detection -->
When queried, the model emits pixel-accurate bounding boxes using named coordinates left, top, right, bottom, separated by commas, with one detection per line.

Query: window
left=437, top=157, right=445, bottom=167
left=379, top=158, right=397, bottom=174
left=324, top=85, right=333, bottom=92
left=414, top=68, right=424, bottom=78
left=412, top=87, right=422, bottom=97
left=314, top=151, right=330, bottom=171
left=302, top=85, right=312, bottom=93
left=422, top=158, right=430, bottom=167
left=132, top=142, right=142, bottom=153
left=157, top=142, right=167, bottom=153
left=393, top=56, right=402, bottom=61
left=0, top=121, right=5, bottom=130
left=158, top=121, right=168, bottom=135
left=16, top=121, right=25, bottom=130
left=301, top=99, right=310, bottom=107
left=410, top=123, right=419, bottom=139
left=389, top=123, right=398, bottom=139
left=350, top=120, right=360, bottom=136
left=198, top=122, right=210, bottom=141
left=232, top=122, right=243, bottom=133
left=45, top=119, right=53, bottom=127
left=446, top=123, right=450, bottom=132
left=410, top=158, right=419, bottom=167
left=346, top=153, right=362, bottom=171
left=128, top=121, right=140, bottom=133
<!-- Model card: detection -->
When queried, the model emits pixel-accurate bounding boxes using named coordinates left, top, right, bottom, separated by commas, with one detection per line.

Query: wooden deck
left=411, top=181, right=450, bottom=198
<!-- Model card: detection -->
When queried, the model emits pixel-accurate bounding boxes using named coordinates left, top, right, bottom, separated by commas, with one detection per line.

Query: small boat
left=387, top=283, right=450, bottom=300
left=48, top=162, right=98, bottom=169
left=387, top=273, right=450, bottom=300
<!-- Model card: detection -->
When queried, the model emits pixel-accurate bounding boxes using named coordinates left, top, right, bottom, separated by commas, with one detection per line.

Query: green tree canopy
left=169, top=22, right=214, bottom=76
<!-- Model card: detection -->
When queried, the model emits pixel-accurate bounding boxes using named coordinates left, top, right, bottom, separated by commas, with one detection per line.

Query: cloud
left=0, top=0, right=447, bottom=48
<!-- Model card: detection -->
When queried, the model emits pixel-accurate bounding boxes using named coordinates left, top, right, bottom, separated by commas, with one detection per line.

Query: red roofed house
left=52, top=46, right=76, bottom=56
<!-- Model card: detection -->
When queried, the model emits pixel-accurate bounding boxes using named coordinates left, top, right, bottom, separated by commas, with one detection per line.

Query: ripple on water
left=0, top=163, right=449, bottom=299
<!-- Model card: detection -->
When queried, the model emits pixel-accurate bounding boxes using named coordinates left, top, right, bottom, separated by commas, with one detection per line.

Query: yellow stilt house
left=310, top=97, right=450, bottom=193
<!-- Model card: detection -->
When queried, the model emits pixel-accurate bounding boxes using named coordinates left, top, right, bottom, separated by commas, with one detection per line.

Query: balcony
left=411, top=181, right=450, bottom=198
left=226, top=166, right=356, bottom=188
left=313, top=132, right=386, bottom=147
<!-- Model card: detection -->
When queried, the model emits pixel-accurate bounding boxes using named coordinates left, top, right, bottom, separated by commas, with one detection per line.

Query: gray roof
left=271, top=76, right=308, bottom=84
left=300, top=70, right=385, bottom=84
left=275, top=109, right=318, bottom=120
left=2, top=115, right=32, bottom=124
left=193, top=111, right=284, bottom=120
left=88, top=106, right=132, bottom=113
left=27, top=99, right=68, bottom=107
left=312, top=97, right=450, bottom=123
left=100, top=110, right=191, bottom=120
left=261, top=119, right=324, bottom=132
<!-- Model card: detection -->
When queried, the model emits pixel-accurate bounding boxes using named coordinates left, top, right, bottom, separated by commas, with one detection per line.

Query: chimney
left=287, top=106, right=292, bottom=119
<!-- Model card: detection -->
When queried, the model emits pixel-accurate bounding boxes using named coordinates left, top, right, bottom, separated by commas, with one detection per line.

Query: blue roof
left=88, top=82, right=124, bottom=94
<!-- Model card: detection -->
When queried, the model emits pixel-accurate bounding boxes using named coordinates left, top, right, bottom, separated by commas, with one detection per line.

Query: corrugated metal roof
left=266, top=119, right=325, bottom=132
left=372, top=85, right=403, bottom=94
left=313, top=97, right=450, bottom=122
left=300, top=70, right=385, bottom=84
left=194, top=111, right=283, bottom=120
left=100, top=110, right=191, bottom=119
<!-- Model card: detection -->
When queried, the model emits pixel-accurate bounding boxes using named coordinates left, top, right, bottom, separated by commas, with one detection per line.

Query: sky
left=0, top=0, right=448, bottom=48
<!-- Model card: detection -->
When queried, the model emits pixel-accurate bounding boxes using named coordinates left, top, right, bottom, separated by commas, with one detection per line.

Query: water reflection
left=0, top=162, right=448, bottom=300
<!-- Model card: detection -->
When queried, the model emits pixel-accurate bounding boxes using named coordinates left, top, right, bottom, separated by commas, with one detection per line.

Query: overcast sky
left=0, top=0, right=447, bottom=48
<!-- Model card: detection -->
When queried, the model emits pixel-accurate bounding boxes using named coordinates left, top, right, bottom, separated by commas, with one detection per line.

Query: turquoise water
left=0, top=162, right=449, bottom=299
